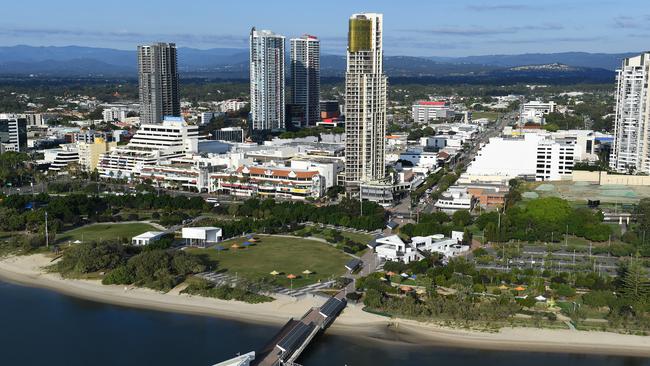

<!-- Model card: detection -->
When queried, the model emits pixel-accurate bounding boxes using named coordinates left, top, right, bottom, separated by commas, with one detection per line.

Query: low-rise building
left=399, top=148, right=439, bottom=169
left=374, top=231, right=468, bottom=264
left=374, top=235, right=420, bottom=264
left=464, top=184, right=508, bottom=208
left=47, top=144, right=79, bottom=173
left=210, top=165, right=325, bottom=200
left=214, top=127, right=245, bottom=143
left=434, top=186, right=475, bottom=213
left=182, top=227, right=223, bottom=247
left=411, top=231, right=467, bottom=258
left=520, top=101, right=556, bottom=124
left=132, top=231, right=166, bottom=246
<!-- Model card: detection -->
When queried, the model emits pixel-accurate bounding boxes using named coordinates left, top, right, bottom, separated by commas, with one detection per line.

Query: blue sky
left=1, top=0, right=648, bottom=56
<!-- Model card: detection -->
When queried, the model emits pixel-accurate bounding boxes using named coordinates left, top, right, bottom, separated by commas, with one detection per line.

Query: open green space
left=186, top=235, right=350, bottom=288
left=56, top=222, right=158, bottom=244
left=471, top=111, right=500, bottom=121
left=341, top=231, right=374, bottom=244
left=522, top=180, right=650, bottom=205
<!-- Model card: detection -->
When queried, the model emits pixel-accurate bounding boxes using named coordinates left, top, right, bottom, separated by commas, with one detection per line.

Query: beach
left=1, top=254, right=649, bottom=358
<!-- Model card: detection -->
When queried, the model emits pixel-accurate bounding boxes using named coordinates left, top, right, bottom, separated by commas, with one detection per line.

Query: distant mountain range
left=0, top=45, right=631, bottom=83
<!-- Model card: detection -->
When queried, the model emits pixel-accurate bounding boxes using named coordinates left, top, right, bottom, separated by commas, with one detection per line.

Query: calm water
left=0, top=280, right=648, bottom=366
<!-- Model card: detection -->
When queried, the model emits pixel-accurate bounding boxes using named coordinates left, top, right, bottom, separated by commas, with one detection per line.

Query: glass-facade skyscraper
left=290, top=35, right=320, bottom=128
left=250, top=28, right=285, bottom=131
left=137, top=43, right=180, bottom=125
left=344, top=13, right=388, bottom=189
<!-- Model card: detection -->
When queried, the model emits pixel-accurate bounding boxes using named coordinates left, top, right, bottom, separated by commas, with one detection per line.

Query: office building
left=411, top=101, right=455, bottom=123
left=250, top=28, right=285, bottom=131
left=344, top=13, right=388, bottom=191
left=138, top=43, right=180, bottom=125
left=47, top=144, right=79, bottom=173
left=214, top=99, right=248, bottom=113
left=290, top=35, right=320, bottom=127
left=610, top=52, right=650, bottom=174
left=0, top=114, right=27, bottom=152
left=23, top=112, right=45, bottom=127
left=320, top=100, right=340, bottom=119
left=285, top=103, right=305, bottom=127
left=520, top=101, right=557, bottom=124
left=214, top=127, right=245, bottom=143
left=462, top=130, right=598, bottom=183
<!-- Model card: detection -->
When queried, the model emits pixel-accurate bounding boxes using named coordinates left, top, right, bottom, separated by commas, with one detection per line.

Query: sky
left=1, top=0, right=649, bottom=56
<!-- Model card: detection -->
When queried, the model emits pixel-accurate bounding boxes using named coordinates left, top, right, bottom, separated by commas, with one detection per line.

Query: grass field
left=341, top=231, right=374, bottom=244
left=186, top=235, right=351, bottom=288
left=471, top=111, right=501, bottom=121
left=56, top=223, right=158, bottom=244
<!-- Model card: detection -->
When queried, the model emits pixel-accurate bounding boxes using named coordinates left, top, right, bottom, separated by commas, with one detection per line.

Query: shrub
left=102, top=266, right=134, bottom=285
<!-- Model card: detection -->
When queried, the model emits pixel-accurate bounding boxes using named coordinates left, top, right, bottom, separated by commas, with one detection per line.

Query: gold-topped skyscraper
left=344, top=13, right=389, bottom=201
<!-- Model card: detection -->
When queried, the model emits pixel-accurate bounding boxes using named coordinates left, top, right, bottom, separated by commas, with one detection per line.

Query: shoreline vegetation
left=1, top=254, right=649, bottom=358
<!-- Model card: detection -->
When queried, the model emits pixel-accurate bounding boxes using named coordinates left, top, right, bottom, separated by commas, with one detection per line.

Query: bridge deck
left=251, top=293, right=347, bottom=366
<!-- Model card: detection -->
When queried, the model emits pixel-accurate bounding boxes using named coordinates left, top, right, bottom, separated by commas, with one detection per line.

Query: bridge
left=214, top=292, right=347, bottom=366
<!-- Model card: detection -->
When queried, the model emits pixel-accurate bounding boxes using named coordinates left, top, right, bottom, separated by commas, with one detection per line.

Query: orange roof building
left=210, top=165, right=325, bottom=200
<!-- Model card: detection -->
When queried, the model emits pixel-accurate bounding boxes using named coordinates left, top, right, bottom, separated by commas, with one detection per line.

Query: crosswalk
left=196, top=272, right=336, bottom=298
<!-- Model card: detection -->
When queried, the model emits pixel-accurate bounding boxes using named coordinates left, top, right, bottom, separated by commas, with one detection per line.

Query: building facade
left=250, top=28, right=285, bottom=131
left=0, top=114, right=27, bottom=152
left=344, top=13, right=388, bottom=190
left=520, top=101, right=557, bottom=124
left=47, top=144, right=80, bottom=173
left=210, top=165, right=325, bottom=200
left=138, top=43, right=180, bottom=125
left=290, top=35, right=320, bottom=127
left=609, top=52, right=650, bottom=174
left=98, top=117, right=198, bottom=180
left=213, top=127, right=245, bottom=143
left=411, top=101, right=454, bottom=123
left=77, top=137, right=117, bottom=172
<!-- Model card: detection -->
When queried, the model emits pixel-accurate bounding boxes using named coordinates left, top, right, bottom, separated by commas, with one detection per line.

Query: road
left=394, top=111, right=517, bottom=218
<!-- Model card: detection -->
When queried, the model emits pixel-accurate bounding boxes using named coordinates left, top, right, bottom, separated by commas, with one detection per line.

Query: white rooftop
left=132, top=231, right=164, bottom=239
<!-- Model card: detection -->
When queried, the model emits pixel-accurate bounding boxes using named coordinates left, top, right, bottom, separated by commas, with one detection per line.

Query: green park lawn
left=186, top=235, right=351, bottom=288
left=56, top=222, right=158, bottom=244
left=341, top=231, right=374, bottom=244
left=471, top=111, right=501, bottom=121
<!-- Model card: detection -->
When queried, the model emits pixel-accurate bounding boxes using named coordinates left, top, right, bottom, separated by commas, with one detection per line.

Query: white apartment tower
left=290, top=35, right=320, bottom=127
left=250, top=28, right=285, bottom=131
left=344, top=13, right=388, bottom=189
left=610, top=52, right=650, bottom=174
left=138, top=43, right=180, bottom=125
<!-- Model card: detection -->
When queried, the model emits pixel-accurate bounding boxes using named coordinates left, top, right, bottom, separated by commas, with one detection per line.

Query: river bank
left=1, top=254, right=649, bottom=358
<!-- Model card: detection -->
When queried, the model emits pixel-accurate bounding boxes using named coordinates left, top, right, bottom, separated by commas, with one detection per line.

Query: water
left=0, top=280, right=648, bottom=366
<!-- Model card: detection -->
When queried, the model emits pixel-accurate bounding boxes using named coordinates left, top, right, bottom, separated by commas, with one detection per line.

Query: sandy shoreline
left=1, top=254, right=649, bottom=358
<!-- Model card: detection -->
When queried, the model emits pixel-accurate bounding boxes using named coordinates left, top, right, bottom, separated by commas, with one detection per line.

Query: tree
left=363, top=288, right=383, bottom=308
left=452, top=210, right=472, bottom=227
left=619, top=259, right=650, bottom=307
left=86, top=107, right=105, bottom=120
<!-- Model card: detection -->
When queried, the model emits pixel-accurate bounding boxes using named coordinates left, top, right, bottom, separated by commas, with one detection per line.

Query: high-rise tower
left=250, top=28, right=285, bottom=131
left=290, top=35, right=320, bottom=127
left=344, top=13, right=388, bottom=189
left=610, top=52, right=650, bottom=174
left=137, top=43, right=180, bottom=125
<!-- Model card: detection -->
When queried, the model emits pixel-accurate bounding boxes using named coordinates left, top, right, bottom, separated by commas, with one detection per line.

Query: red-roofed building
left=412, top=100, right=455, bottom=123
left=209, top=165, right=325, bottom=200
